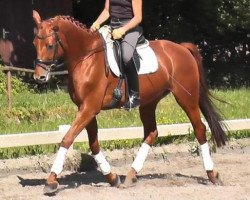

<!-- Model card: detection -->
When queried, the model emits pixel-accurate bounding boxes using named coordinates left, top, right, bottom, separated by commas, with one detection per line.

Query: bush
left=0, top=69, right=31, bottom=94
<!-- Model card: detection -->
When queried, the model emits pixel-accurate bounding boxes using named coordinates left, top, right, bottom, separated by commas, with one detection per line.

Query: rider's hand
left=112, top=28, right=126, bottom=40
left=90, top=22, right=100, bottom=32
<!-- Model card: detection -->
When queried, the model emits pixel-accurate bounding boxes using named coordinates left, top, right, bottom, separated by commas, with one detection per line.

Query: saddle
left=113, top=34, right=147, bottom=75
left=99, top=25, right=158, bottom=108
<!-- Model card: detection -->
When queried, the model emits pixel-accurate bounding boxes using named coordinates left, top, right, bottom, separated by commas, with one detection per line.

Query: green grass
left=0, top=88, right=250, bottom=134
left=0, top=90, right=76, bottom=134
left=212, top=88, right=250, bottom=119
left=0, top=88, right=249, bottom=158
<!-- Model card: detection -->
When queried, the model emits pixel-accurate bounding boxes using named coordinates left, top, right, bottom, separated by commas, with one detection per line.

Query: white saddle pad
left=99, top=25, right=158, bottom=77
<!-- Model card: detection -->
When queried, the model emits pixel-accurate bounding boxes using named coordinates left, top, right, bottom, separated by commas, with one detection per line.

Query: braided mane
left=46, top=15, right=89, bottom=31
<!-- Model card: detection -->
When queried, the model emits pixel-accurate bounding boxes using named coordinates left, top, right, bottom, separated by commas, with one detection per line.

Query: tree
left=77, top=0, right=250, bottom=87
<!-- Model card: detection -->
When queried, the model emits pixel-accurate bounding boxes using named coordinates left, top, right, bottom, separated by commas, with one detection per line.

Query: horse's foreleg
left=43, top=108, right=96, bottom=194
left=86, top=117, right=121, bottom=187
left=123, top=104, right=158, bottom=187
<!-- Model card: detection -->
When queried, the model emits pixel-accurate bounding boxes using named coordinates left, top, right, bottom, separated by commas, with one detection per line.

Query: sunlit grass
left=212, top=88, right=250, bottom=119
left=0, top=88, right=249, bottom=134
left=0, top=88, right=249, bottom=158
left=0, top=91, right=76, bottom=134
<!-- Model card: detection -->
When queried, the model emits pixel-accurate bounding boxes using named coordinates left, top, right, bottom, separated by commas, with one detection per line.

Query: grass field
left=0, top=88, right=249, bottom=158
left=0, top=88, right=249, bottom=134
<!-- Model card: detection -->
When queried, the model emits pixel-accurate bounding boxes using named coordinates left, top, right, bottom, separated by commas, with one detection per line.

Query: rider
left=90, top=0, right=143, bottom=110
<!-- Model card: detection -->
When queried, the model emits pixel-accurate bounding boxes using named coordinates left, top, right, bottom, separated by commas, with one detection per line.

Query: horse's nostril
left=39, top=76, right=46, bottom=80
left=33, top=74, right=48, bottom=83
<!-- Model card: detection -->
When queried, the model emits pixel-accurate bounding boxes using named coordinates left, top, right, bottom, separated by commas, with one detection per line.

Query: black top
left=110, top=0, right=133, bottom=19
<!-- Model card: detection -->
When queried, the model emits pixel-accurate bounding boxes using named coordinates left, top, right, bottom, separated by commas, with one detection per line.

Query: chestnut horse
left=33, top=12, right=226, bottom=194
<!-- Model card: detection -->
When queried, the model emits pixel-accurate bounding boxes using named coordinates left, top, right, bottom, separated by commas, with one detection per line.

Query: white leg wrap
left=201, top=142, right=214, bottom=171
left=132, top=143, right=151, bottom=173
left=93, top=151, right=111, bottom=175
left=51, top=147, right=68, bottom=175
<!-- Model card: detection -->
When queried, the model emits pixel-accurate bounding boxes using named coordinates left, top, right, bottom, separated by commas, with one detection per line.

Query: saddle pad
left=99, top=25, right=158, bottom=77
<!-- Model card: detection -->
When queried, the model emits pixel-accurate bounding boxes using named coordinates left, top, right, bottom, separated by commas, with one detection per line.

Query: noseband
left=35, top=29, right=65, bottom=71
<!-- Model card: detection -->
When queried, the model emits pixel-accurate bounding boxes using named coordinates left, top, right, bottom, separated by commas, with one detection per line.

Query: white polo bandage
left=93, top=151, right=111, bottom=175
left=51, top=147, right=68, bottom=175
left=132, top=143, right=151, bottom=173
left=200, top=142, right=214, bottom=171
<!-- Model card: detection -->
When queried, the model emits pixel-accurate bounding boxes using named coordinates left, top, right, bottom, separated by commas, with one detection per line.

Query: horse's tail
left=180, top=42, right=227, bottom=147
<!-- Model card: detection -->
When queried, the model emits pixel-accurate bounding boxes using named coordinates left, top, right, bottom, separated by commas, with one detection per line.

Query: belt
left=111, top=18, right=131, bottom=23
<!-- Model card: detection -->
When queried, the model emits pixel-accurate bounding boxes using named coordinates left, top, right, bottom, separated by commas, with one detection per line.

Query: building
left=0, top=0, right=73, bottom=68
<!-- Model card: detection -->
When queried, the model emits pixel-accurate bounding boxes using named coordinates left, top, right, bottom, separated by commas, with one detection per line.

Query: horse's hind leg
left=86, top=117, right=121, bottom=187
left=172, top=90, right=221, bottom=184
left=123, top=102, right=158, bottom=187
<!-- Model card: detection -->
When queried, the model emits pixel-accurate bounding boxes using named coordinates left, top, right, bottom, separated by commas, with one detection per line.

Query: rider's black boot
left=123, top=60, right=140, bottom=110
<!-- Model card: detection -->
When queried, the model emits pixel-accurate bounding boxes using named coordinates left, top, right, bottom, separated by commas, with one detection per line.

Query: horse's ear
left=33, top=10, right=41, bottom=26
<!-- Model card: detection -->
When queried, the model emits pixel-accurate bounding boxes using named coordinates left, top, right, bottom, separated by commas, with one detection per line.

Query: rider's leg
left=121, top=28, right=142, bottom=110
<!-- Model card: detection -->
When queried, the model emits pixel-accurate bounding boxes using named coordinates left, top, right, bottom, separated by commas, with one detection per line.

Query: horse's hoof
left=110, top=174, right=121, bottom=187
left=43, top=181, right=59, bottom=195
left=212, top=172, right=224, bottom=186
left=207, top=171, right=224, bottom=186
left=120, top=175, right=138, bottom=188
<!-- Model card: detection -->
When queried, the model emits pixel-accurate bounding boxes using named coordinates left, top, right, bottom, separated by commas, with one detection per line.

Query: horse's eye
left=47, top=44, right=53, bottom=50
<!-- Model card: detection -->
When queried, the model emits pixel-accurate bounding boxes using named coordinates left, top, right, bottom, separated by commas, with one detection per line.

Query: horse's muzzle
left=33, top=71, right=50, bottom=83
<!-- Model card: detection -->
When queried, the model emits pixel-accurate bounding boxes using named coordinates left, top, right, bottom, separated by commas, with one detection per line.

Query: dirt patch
left=0, top=138, right=250, bottom=200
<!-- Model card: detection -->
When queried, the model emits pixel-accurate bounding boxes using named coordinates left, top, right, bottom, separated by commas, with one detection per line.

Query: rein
left=35, top=29, right=111, bottom=73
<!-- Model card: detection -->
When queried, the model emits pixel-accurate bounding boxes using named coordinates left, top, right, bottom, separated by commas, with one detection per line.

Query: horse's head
left=33, top=11, right=66, bottom=83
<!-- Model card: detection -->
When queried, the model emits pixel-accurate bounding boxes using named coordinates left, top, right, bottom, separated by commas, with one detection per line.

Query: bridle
left=35, top=28, right=66, bottom=72
left=34, top=26, right=112, bottom=78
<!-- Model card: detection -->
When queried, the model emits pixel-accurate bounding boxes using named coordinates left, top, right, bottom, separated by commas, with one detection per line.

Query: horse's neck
left=58, top=22, right=105, bottom=78
left=62, top=24, right=101, bottom=60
